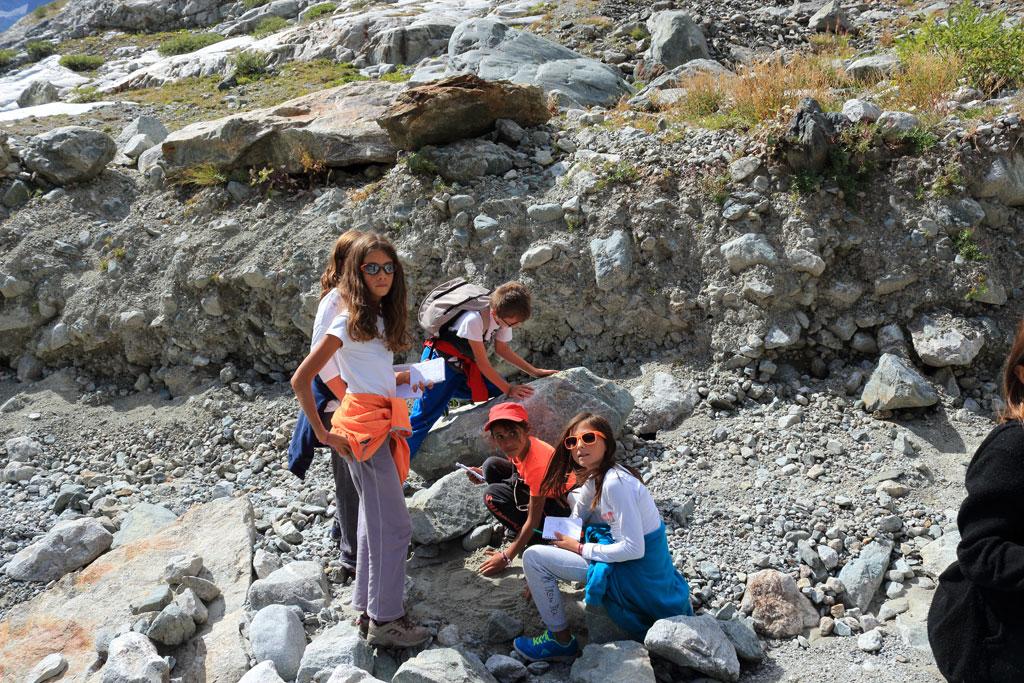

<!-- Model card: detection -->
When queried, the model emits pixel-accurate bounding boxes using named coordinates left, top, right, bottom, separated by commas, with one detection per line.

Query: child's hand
left=465, top=466, right=484, bottom=484
left=507, top=383, right=534, bottom=399
left=396, top=370, right=411, bottom=385
left=478, top=549, right=510, bottom=576
left=532, top=369, right=558, bottom=378
left=553, top=532, right=581, bottom=554
left=325, top=433, right=353, bottom=459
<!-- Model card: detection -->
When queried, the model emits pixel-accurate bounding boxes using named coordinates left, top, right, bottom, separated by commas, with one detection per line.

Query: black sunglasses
left=360, top=262, right=395, bottom=275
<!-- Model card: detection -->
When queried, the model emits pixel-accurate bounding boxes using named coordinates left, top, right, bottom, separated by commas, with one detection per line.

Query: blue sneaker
left=513, top=630, right=579, bottom=662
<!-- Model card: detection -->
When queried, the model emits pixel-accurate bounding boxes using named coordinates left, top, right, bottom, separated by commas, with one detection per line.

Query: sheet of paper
left=394, top=357, right=447, bottom=399
left=542, top=516, right=583, bottom=541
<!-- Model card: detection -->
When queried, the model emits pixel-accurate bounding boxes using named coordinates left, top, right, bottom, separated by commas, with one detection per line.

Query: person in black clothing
left=928, top=320, right=1024, bottom=682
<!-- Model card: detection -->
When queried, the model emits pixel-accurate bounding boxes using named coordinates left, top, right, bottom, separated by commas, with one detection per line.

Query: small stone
left=486, top=610, right=523, bottom=642
left=857, top=628, right=883, bottom=652
left=24, top=653, right=67, bottom=683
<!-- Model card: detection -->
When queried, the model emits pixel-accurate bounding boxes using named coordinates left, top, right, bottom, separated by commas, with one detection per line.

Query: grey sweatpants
left=346, top=439, right=411, bottom=622
left=330, top=450, right=359, bottom=570
left=522, top=544, right=589, bottom=633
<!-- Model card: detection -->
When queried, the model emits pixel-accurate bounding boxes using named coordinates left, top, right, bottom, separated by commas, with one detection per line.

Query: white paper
left=395, top=357, right=447, bottom=399
left=542, top=516, right=583, bottom=541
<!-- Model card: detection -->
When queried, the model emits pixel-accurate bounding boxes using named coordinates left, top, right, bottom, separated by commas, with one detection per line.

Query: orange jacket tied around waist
left=330, top=393, right=411, bottom=482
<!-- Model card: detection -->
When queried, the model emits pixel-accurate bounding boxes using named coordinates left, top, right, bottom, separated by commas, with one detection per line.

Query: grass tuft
left=58, top=53, right=104, bottom=72
left=170, top=163, right=227, bottom=188
left=252, top=16, right=289, bottom=38
left=303, top=2, right=337, bottom=22
left=0, top=48, right=15, bottom=68
left=26, top=40, right=56, bottom=61
left=157, top=31, right=225, bottom=56
left=232, top=50, right=272, bottom=80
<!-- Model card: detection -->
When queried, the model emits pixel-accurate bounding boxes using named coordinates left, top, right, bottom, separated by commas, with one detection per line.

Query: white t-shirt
left=325, top=311, right=396, bottom=397
left=312, top=288, right=345, bottom=385
left=450, top=309, right=513, bottom=345
left=569, top=465, right=662, bottom=563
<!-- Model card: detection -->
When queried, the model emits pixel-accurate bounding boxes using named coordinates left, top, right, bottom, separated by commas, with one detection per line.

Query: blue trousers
left=407, top=347, right=502, bottom=458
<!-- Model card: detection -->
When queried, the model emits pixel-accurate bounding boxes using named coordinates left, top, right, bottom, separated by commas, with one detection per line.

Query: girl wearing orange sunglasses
left=512, top=412, right=693, bottom=662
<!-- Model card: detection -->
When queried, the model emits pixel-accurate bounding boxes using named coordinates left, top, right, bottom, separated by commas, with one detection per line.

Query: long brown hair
left=999, top=319, right=1024, bottom=423
left=540, top=412, right=640, bottom=509
left=319, top=229, right=364, bottom=299
left=340, top=233, right=410, bottom=353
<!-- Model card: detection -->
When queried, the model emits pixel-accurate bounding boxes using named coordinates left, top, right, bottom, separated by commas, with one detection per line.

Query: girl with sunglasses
left=291, top=233, right=430, bottom=648
left=514, top=412, right=692, bottom=662
left=929, top=319, right=1024, bottom=682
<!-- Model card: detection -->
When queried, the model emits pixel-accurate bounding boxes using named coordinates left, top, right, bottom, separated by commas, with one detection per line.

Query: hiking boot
left=354, top=612, right=369, bottom=639
left=513, top=630, right=579, bottom=662
left=367, top=615, right=431, bottom=648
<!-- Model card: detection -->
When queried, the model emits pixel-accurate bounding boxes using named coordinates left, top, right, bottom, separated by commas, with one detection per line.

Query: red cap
left=483, top=402, right=529, bottom=431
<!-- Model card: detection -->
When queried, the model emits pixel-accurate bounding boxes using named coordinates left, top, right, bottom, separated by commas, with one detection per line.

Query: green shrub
left=232, top=50, right=272, bottom=79
left=171, top=163, right=227, bottom=187
left=953, top=229, right=987, bottom=261
left=157, top=31, right=225, bottom=56
left=26, top=40, right=56, bottom=61
left=251, top=16, right=289, bottom=38
left=897, top=0, right=1024, bottom=96
left=0, top=48, right=16, bottom=68
left=243, top=0, right=269, bottom=8
left=59, top=53, right=104, bottom=71
left=70, top=86, right=103, bottom=103
left=303, top=2, right=337, bottom=21
left=380, top=69, right=410, bottom=83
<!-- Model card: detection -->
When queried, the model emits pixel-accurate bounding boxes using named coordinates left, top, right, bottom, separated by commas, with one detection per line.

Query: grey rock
left=130, top=584, right=173, bottom=614
left=861, top=354, right=938, bottom=411
left=858, top=628, right=883, bottom=652
left=420, top=139, right=513, bottom=182
left=485, top=654, right=528, bottom=683
left=253, top=548, right=282, bottom=579
left=584, top=603, right=633, bottom=644
left=24, top=653, right=67, bottom=683
left=720, top=233, right=777, bottom=273
left=247, top=560, right=330, bottom=612
left=842, top=98, right=882, bottom=123
left=393, top=647, right=497, bottom=683
left=486, top=610, right=523, bottom=642
left=326, top=664, right=387, bottom=682
left=146, top=602, right=196, bottom=646
left=718, top=617, right=763, bottom=663
left=921, top=529, right=960, bottom=576
left=178, top=574, right=220, bottom=602
left=877, top=111, right=921, bottom=138
left=413, top=368, right=633, bottom=481
left=22, top=126, right=116, bottom=185
left=409, top=470, right=490, bottom=545
left=116, top=115, right=169, bottom=148
left=2, top=462, right=37, bottom=482
left=5, top=435, right=41, bottom=462
left=296, top=623, right=373, bottom=683
left=112, top=503, right=178, bottom=548
left=970, top=151, right=1024, bottom=206
left=520, top=244, right=556, bottom=270
left=239, top=660, right=287, bottom=683
left=6, top=517, right=113, bottom=582
left=787, top=248, right=826, bottom=276
left=462, top=524, right=493, bottom=552
left=644, top=11, right=709, bottom=68
left=808, top=0, right=852, bottom=32
left=784, top=98, right=841, bottom=173
left=3, top=179, right=31, bottom=208
left=570, top=640, right=655, bottom=683
left=729, top=156, right=761, bottom=183
left=589, top=230, right=632, bottom=291
left=176, top=587, right=208, bottom=625
left=629, top=370, right=699, bottom=433
left=845, top=54, right=898, bottom=80
left=909, top=314, right=984, bottom=367
left=17, top=80, right=60, bottom=108
left=526, top=203, right=563, bottom=222
left=644, top=614, right=740, bottom=682
left=101, top=632, right=169, bottom=683
left=250, top=604, right=306, bottom=681
left=415, top=19, right=629, bottom=107
left=838, top=539, right=894, bottom=612
left=161, top=552, right=203, bottom=584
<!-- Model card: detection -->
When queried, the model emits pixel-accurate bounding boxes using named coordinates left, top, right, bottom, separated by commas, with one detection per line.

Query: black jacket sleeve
left=956, top=423, right=1024, bottom=592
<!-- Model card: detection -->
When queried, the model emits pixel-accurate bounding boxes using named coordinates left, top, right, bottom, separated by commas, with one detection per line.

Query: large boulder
left=116, top=115, right=169, bottom=160
left=408, top=470, right=490, bottom=545
left=250, top=604, right=307, bottom=681
left=412, top=367, right=634, bottom=481
left=644, top=614, right=740, bottom=682
left=970, top=151, right=1024, bottom=206
left=247, top=560, right=331, bottom=612
left=413, top=19, right=630, bottom=107
left=111, top=502, right=178, bottom=548
left=0, top=497, right=255, bottom=682
left=17, top=80, right=59, bottom=108
left=643, top=11, right=709, bottom=69
left=570, top=640, right=655, bottom=683
left=861, top=353, right=939, bottom=411
left=54, top=0, right=227, bottom=33
left=629, top=370, right=699, bottom=434
left=782, top=97, right=848, bottom=173
left=100, top=632, right=169, bottom=683
left=808, top=0, right=853, bottom=33
left=21, top=126, right=116, bottom=185
left=392, top=647, right=497, bottom=683
left=909, top=314, right=984, bottom=367
left=0, top=55, right=89, bottom=111
left=162, top=81, right=402, bottom=174
left=418, top=139, right=514, bottom=183
left=376, top=74, right=550, bottom=150
left=739, top=569, right=819, bottom=638
left=838, top=539, right=894, bottom=612
left=5, top=517, right=112, bottom=582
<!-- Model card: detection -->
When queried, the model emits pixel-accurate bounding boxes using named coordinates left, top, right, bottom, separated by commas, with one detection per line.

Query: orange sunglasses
left=564, top=431, right=605, bottom=449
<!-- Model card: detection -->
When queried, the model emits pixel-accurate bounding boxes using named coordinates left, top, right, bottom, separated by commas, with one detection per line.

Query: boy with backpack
left=407, top=280, right=557, bottom=458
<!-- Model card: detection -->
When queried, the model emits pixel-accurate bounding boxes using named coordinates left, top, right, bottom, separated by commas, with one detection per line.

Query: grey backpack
left=418, top=278, right=491, bottom=339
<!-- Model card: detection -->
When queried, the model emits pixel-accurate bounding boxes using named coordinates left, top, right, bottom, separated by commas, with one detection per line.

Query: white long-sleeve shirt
left=570, top=465, right=662, bottom=563
left=312, top=289, right=348, bottom=412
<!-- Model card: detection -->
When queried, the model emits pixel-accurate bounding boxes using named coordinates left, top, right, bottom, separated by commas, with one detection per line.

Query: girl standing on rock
left=928, top=320, right=1024, bottom=682
left=291, top=232, right=430, bottom=648
left=513, top=412, right=692, bottom=662
left=287, top=229, right=363, bottom=583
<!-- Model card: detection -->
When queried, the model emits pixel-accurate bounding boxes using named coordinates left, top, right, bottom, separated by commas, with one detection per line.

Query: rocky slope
left=0, top=0, right=1022, bottom=681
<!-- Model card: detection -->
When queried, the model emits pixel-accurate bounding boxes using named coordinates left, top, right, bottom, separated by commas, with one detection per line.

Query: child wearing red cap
left=468, top=402, right=571, bottom=577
